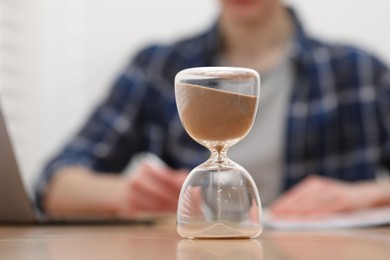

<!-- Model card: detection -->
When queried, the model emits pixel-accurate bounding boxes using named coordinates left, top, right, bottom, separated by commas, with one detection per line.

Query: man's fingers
left=269, top=176, right=351, bottom=216
left=130, top=169, right=179, bottom=206
left=270, top=177, right=323, bottom=214
left=126, top=163, right=188, bottom=213
left=140, top=162, right=186, bottom=192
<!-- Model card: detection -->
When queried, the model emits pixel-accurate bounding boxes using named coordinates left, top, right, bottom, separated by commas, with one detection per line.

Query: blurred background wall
left=1, top=0, right=390, bottom=197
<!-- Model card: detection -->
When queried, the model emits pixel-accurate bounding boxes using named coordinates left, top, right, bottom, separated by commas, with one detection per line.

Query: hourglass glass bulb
left=175, top=67, right=262, bottom=238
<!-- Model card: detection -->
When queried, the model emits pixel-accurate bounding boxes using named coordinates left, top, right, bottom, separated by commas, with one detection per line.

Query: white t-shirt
left=229, top=56, right=294, bottom=206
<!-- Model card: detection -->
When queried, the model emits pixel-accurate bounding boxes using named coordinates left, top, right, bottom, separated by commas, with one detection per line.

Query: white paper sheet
left=263, top=207, right=390, bottom=230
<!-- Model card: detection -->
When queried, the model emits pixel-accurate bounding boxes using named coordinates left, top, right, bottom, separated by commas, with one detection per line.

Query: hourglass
left=175, top=67, right=262, bottom=238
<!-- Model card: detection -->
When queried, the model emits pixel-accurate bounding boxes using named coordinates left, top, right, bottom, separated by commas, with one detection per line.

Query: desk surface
left=1, top=219, right=389, bottom=260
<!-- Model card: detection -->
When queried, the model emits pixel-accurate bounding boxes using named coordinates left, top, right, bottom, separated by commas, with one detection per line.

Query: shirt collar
left=200, top=6, right=314, bottom=68
left=286, top=7, right=315, bottom=67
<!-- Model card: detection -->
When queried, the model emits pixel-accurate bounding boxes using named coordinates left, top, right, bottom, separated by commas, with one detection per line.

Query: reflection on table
left=177, top=239, right=263, bottom=260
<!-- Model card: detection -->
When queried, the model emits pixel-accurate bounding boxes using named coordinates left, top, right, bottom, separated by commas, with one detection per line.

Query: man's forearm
left=44, top=167, right=125, bottom=217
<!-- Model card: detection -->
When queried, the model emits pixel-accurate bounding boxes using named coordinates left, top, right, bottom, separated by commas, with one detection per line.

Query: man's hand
left=45, top=162, right=188, bottom=219
left=268, top=175, right=390, bottom=218
left=114, top=162, right=188, bottom=218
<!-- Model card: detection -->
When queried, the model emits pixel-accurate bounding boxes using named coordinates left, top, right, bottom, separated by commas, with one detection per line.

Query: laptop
left=0, top=97, right=155, bottom=224
left=0, top=98, right=38, bottom=223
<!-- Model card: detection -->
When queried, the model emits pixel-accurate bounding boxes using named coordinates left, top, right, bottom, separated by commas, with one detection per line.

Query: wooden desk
left=0, top=220, right=389, bottom=260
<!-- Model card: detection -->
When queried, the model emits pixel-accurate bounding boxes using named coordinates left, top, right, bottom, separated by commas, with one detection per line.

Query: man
left=36, top=0, right=390, bottom=218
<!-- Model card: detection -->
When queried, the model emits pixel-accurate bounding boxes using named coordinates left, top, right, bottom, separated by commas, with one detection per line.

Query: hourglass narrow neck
left=201, top=139, right=240, bottom=167
left=211, top=149, right=228, bottom=164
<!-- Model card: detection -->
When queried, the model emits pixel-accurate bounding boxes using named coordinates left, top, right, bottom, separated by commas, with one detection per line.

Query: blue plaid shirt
left=35, top=9, right=390, bottom=211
